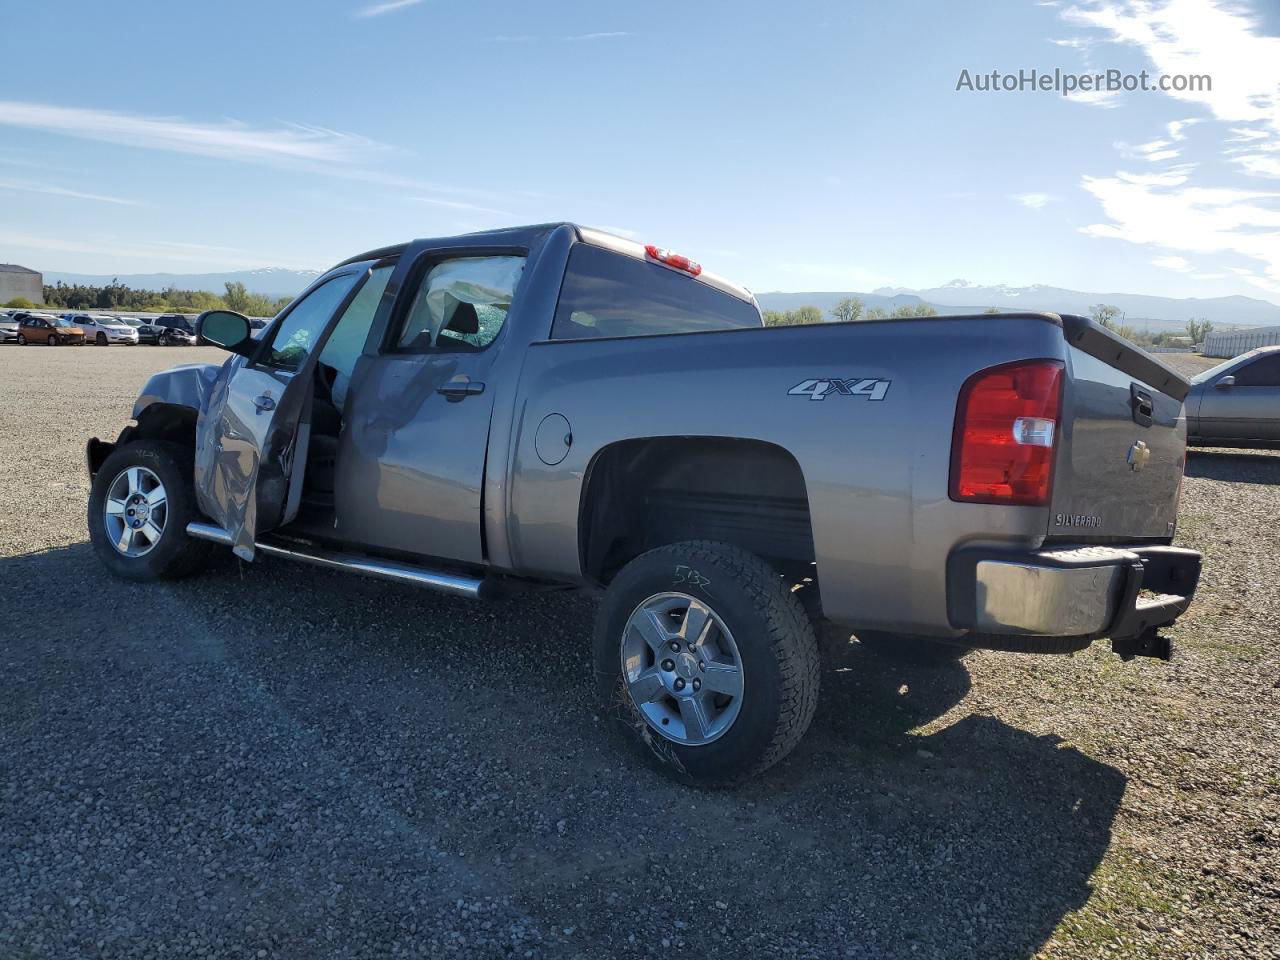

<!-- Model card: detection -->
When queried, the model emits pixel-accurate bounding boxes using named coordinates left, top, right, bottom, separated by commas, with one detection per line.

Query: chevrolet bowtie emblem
left=1127, top=440, right=1150, bottom=472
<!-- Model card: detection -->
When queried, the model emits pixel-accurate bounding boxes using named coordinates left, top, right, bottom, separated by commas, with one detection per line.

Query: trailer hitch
left=1112, top=628, right=1175, bottom=662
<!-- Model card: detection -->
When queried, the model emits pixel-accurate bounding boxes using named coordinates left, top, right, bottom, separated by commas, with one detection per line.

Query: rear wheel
left=16, top=334, right=25, bottom=345
left=594, top=540, right=820, bottom=785
left=88, top=439, right=211, bottom=581
left=856, top=630, right=971, bottom=665
left=159, top=331, right=170, bottom=346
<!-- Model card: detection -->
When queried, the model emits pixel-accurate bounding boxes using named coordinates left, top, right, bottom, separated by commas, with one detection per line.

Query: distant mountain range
left=44, top=267, right=322, bottom=298
left=757, top=281, right=1279, bottom=331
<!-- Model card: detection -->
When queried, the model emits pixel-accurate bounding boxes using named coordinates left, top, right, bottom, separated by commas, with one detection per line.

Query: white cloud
left=0, top=227, right=320, bottom=272
left=410, top=196, right=514, bottom=217
left=1081, top=173, right=1280, bottom=293
left=1012, top=192, right=1056, bottom=210
left=564, top=31, right=630, bottom=41
left=1069, top=87, right=1124, bottom=109
left=354, top=0, right=425, bottom=18
left=0, top=177, right=136, bottom=205
left=0, top=100, right=387, bottom=166
left=0, top=100, right=500, bottom=208
left=1062, top=0, right=1280, bottom=178
left=1059, top=2, right=1280, bottom=295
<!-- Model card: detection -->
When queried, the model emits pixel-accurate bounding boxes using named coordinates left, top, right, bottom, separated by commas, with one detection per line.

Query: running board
left=185, top=522, right=489, bottom=599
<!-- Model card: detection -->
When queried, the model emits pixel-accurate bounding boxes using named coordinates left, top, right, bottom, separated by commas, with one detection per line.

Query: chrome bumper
left=949, top=544, right=1201, bottom=641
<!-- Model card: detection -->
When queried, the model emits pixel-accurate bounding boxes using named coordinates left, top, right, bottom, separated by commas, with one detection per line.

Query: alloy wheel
left=103, top=466, right=169, bottom=558
left=620, top=592, right=745, bottom=746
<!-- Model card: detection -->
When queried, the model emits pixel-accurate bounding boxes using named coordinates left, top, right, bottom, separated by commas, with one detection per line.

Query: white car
left=0, top=315, right=19, bottom=342
left=69, top=314, right=140, bottom=346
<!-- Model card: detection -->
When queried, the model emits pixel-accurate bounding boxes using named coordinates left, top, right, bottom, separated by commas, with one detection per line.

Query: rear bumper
left=948, top=544, right=1201, bottom=653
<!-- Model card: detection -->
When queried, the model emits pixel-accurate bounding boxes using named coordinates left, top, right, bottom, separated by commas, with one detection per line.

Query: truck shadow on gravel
left=1185, top=448, right=1280, bottom=484
left=2, top=543, right=1126, bottom=960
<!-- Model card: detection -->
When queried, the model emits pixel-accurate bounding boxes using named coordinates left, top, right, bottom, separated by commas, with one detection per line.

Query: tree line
left=1089, top=304, right=1213, bottom=347
left=23, top=280, right=293, bottom=317
left=763, top=296, right=949, bottom=326
left=763, top=296, right=1218, bottom=347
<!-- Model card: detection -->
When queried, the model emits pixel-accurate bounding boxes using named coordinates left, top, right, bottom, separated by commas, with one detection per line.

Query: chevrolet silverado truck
left=85, top=223, right=1202, bottom=784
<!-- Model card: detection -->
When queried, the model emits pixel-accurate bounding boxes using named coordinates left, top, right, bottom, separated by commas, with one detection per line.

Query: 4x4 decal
left=787, top=378, right=892, bottom=402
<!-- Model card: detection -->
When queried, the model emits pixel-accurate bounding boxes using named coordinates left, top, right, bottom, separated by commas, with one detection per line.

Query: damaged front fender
left=131, top=362, right=224, bottom=421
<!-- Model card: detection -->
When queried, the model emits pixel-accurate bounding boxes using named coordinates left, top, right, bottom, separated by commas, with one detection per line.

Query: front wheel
left=88, top=439, right=212, bottom=580
left=594, top=540, right=821, bottom=785
left=47, top=335, right=58, bottom=346
left=97, top=333, right=108, bottom=346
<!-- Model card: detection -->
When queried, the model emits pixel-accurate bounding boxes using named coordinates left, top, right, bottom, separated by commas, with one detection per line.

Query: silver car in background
left=69, top=314, right=141, bottom=346
left=1186, top=345, right=1280, bottom=449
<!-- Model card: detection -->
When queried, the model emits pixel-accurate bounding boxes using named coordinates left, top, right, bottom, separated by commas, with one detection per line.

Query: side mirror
left=197, top=310, right=254, bottom=356
left=1215, top=375, right=1236, bottom=390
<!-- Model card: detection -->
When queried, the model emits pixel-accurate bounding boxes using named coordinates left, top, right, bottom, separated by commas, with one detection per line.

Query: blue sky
left=1, top=0, right=1277, bottom=302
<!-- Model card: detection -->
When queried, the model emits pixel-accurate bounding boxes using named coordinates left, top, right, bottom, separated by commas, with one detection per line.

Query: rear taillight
left=644, top=244, right=702, bottom=277
left=950, top=359, right=1064, bottom=506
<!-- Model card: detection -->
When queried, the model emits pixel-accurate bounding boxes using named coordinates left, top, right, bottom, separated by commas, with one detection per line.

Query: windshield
left=53, top=317, right=77, bottom=328
left=1190, top=356, right=1245, bottom=383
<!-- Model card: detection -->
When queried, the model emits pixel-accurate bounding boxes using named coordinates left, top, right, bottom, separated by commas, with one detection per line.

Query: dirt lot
left=1, top=345, right=1277, bottom=959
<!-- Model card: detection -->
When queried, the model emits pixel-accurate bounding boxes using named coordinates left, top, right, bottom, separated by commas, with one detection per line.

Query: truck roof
left=334, top=223, right=756, bottom=307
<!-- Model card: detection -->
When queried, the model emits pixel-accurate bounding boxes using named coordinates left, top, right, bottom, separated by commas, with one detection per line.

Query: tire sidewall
left=594, top=545, right=788, bottom=784
left=87, top=441, right=204, bottom=580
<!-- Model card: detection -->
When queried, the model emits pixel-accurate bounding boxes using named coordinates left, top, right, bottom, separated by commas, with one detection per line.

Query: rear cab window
left=551, top=244, right=760, bottom=340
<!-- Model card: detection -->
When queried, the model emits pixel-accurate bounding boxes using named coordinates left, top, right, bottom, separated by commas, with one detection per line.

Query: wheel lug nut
left=669, top=641, right=680, bottom=652
left=674, top=678, right=686, bottom=691
left=661, top=659, right=675, bottom=672
left=693, top=679, right=701, bottom=692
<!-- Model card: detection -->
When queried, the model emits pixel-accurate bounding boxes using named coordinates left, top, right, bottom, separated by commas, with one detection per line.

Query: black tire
left=159, top=332, right=170, bottom=346
left=97, top=333, right=108, bottom=346
left=16, top=334, right=25, bottom=345
left=87, top=439, right=212, bottom=581
left=594, top=540, right=821, bottom=786
left=48, top=335, right=58, bottom=346
left=856, top=630, right=971, bottom=666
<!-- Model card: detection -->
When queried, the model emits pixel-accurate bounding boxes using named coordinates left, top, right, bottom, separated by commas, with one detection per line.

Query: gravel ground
left=1, top=345, right=1277, bottom=959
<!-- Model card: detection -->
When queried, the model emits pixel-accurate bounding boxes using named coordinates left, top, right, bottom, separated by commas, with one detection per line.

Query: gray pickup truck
left=85, top=223, right=1202, bottom=784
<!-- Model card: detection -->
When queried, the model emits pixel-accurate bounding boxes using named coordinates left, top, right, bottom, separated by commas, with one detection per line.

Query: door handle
left=437, top=378, right=486, bottom=400
left=253, top=393, right=277, bottom=413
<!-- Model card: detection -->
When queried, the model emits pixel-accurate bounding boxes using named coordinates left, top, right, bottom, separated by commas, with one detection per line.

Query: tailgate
left=1050, top=317, right=1191, bottom=540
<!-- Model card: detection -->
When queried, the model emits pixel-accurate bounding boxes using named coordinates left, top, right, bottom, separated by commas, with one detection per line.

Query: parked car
left=67, top=313, right=140, bottom=346
left=1185, top=345, right=1280, bottom=449
left=142, top=315, right=198, bottom=346
left=0, top=314, right=18, bottom=342
left=84, top=223, right=1201, bottom=784
left=18, top=314, right=85, bottom=345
